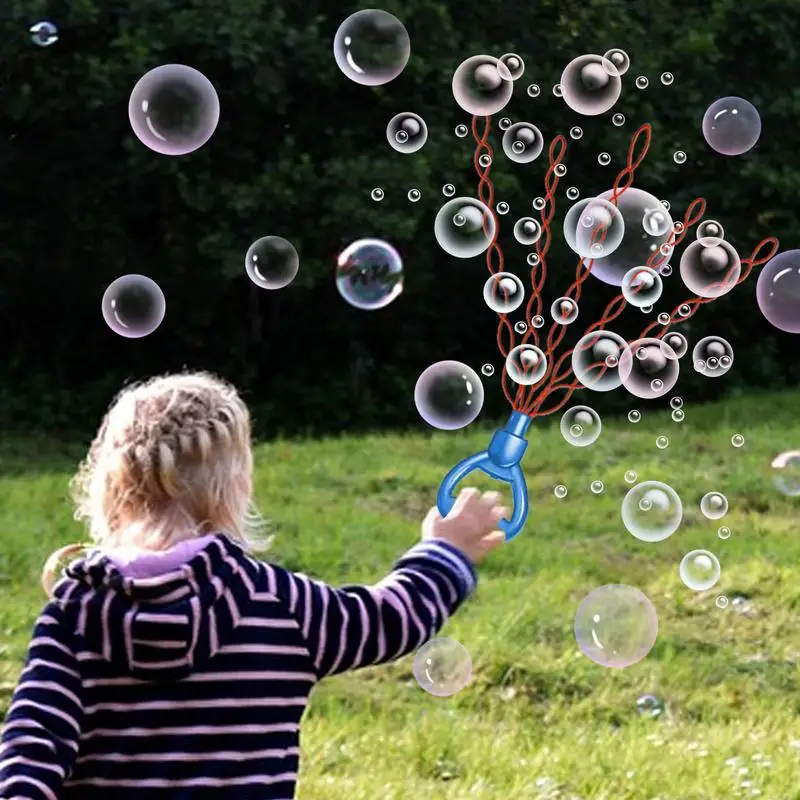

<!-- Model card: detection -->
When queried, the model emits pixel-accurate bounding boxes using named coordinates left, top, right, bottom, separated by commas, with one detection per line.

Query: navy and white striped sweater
left=0, top=533, right=476, bottom=798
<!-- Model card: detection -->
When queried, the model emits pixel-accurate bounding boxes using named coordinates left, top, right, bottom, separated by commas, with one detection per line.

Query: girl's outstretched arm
left=0, top=603, right=83, bottom=799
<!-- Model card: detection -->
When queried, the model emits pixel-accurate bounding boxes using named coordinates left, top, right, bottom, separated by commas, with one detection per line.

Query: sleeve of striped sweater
left=0, top=603, right=83, bottom=800
left=271, top=539, right=478, bottom=678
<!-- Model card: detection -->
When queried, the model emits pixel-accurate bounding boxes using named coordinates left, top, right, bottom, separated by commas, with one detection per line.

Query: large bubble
left=502, top=122, right=544, bottom=164
left=434, top=197, right=496, bottom=259
left=622, top=481, right=683, bottom=542
left=413, top=637, right=472, bottom=697
left=621, top=266, right=663, bottom=308
left=336, top=238, right=403, bottom=310
left=772, top=451, right=800, bottom=496
left=560, top=405, right=602, bottom=447
left=618, top=338, right=680, bottom=399
left=583, top=188, right=674, bottom=286
left=414, top=361, right=484, bottom=430
left=756, top=249, right=800, bottom=334
left=483, top=272, right=525, bottom=313
left=662, top=331, right=689, bottom=359
left=333, top=9, right=410, bottom=86
left=574, top=584, right=659, bottom=668
left=128, top=64, right=220, bottom=156
left=560, top=54, right=622, bottom=116
left=246, top=236, right=300, bottom=290
left=572, top=330, right=631, bottom=392
left=386, top=112, right=428, bottom=153
left=452, top=55, right=514, bottom=116
left=679, top=240, right=741, bottom=298
left=692, top=336, right=734, bottom=378
left=102, top=275, right=166, bottom=338
left=702, top=96, right=761, bottom=156
left=564, top=197, right=625, bottom=260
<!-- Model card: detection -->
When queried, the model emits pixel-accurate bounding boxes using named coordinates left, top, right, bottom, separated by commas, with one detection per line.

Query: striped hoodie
left=0, top=532, right=477, bottom=798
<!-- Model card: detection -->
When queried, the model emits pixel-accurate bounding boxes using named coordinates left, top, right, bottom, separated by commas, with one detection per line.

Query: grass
left=1, top=388, right=799, bottom=799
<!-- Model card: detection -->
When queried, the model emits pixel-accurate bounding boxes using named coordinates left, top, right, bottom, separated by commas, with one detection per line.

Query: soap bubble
left=622, top=481, right=683, bottom=542
left=635, top=76, right=649, bottom=89
left=502, top=122, right=545, bottom=164
left=551, top=296, right=579, bottom=324
left=642, top=207, right=672, bottom=237
left=566, top=187, right=580, bottom=200
left=624, top=470, right=638, bottom=483
left=679, top=240, right=741, bottom=298
left=483, top=272, right=525, bottom=313
left=702, top=96, right=761, bottom=156
left=656, top=435, right=669, bottom=449
left=598, top=152, right=611, bottom=165
left=590, top=480, right=605, bottom=494
left=700, top=491, right=728, bottom=520
left=496, top=201, right=510, bottom=215
left=621, top=266, right=663, bottom=308
left=756, top=249, right=800, bottom=334
left=246, top=236, right=300, bottom=290
left=478, top=154, right=492, bottom=168
left=636, top=694, right=666, bottom=718
left=574, top=584, right=658, bottom=669
left=455, top=124, right=469, bottom=138
left=128, top=65, right=220, bottom=156
left=673, top=150, right=687, bottom=164
left=679, top=550, right=721, bottom=591
left=772, top=451, right=800, bottom=496
left=407, top=188, right=421, bottom=203
left=560, top=54, right=622, bottom=116
left=697, top=220, right=725, bottom=247
left=414, top=361, right=484, bottom=430
left=553, top=84, right=563, bottom=97
left=661, top=72, right=674, bottom=85
left=527, top=83, right=541, bottom=97
left=618, top=338, right=680, bottom=399
left=434, top=197, right=496, bottom=259
left=572, top=330, right=630, bottom=392
left=499, top=53, right=525, bottom=80
left=662, top=331, right=688, bottom=359
left=584, top=188, right=673, bottom=286
left=514, top=321, right=528, bottom=334
left=560, top=406, right=602, bottom=447
left=603, top=48, right=630, bottom=75
left=386, top=112, right=428, bottom=153
left=102, top=275, right=166, bottom=338
left=715, top=594, right=729, bottom=608
left=442, top=183, right=456, bottom=197
left=413, top=637, right=472, bottom=697
left=628, top=410, right=642, bottom=423
left=336, top=238, right=403, bottom=310
left=612, top=113, right=626, bottom=127
left=498, top=117, right=512, bottom=130
left=570, top=126, right=584, bottom=140
left=506, top=345, right=548, bottom=385
left=371, top=187, right=384, bottom=201
left=554, top=484, right=568, bottom=498
left=554, top=164, right=568, bottom=177
left=532, top=314, right=544, bottom=327
left=692, top=336, right=734, bottom=378
left=333, top=9, right=410, bottom=86
left=718, top=525, right=731, bottom=539
left=30, top=19, right=58, bottom=47
left=670, top=396, right=683, bottom=409
left=563, top=197, right=625, bottom=260
left=452, top=54, right=513, bottom=116
left=513, top=217, right=543, bottom=246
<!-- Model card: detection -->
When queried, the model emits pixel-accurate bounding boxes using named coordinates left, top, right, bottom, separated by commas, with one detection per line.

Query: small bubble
left=605, top=355, right=618, bottom=368
left=498, top=117, right=512, bottom=130
left=612, top=113, right=626, bottom=127
left=569, top=126, right=583, bottom=140
left=716, top=595, right=729, bottom=608
left=496, top=201, right=510, bottom=215
left=370, top=187, right=384, bottom=201
left=661, top=71, right=674, bottom=85
left=671, top=409, right=685, bottom=422
left=553, top=83, right=563, bottom=97
left=532, top=197, right=545, bottom=210
left=30, top=19, right=59, bottom=47
left=660, top=263, right=673, bottom=276
left=526, top=253, right=540, bottom=266
left=635, top=76, right=649, bottom=89
left=554, top=163, right=567, bottom=176
left=674, top=222, right=685, bottom=234
left=718, top=525, right=731, bottom=539
left=635, top=694, right=665, bottom=718
left=455, top=124, right=469, bottom=138
left=661, top=199, right=671, bottom=210
left=674, top=150, right=687, bottom=164
left=659, top=244, right=672, bottom=257
left=731, top=433, right=745, bottom=448
left=478, top=153, right=492, bottom=168
left=566, top=187, right=579, bottom=200
left=624, top=470, right=638, bottom=483
left=590, top=480, right=605, bottom=494
left=598, top=152, right=611, bottom=165
left=678, top=303, right=692, bottom=317
left=514, top=320, right=528, bottom=334
left=481, top=364, right=495, bottom=377
left=554, top=484, right=568, bottom=498
left=442, top=183, right=456, bottom=197
left=628, top=409, right=642, bottom=423
left=407, top=188, right=421, bottom=202
left=527, top=83, right=541, bottom=97
left=656, top=435, right=669, bottom=449
left=670, top=396, right=683, bottom=409
left=658, top=312, right=671, bottom=325
left=532, top=314, right=545, bottom=328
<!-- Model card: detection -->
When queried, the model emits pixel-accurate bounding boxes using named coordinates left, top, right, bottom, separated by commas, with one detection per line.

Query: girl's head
left=70, top=371, right=262, bottom=552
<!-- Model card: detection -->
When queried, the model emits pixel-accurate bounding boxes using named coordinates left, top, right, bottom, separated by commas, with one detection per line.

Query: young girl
left=0, top=371, right=506, bottom=798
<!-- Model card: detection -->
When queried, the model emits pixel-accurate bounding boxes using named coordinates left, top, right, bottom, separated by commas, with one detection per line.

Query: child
left=0, top=371, right=506, bottom=799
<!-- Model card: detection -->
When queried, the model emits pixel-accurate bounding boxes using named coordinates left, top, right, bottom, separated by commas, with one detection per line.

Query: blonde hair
left=42, top=371, right=268, bottom=595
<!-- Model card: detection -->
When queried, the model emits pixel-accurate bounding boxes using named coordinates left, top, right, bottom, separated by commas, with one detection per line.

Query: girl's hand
left=422, top=487, right=508, bottom=563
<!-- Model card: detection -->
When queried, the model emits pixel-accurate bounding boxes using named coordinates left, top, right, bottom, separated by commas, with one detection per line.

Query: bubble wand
left=437, top=112, right=779, bottom=540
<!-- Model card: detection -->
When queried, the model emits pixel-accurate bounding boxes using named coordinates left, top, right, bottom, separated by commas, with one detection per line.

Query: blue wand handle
left=436, top=410, right=532, bottom=540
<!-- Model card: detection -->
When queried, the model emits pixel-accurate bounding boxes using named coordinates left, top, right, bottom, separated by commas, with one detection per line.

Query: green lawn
left=1, top=389, right=799, bottom=799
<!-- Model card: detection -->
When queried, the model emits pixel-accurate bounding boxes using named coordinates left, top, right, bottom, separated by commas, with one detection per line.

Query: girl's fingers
left=450, top=487, right=480, bottom=517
